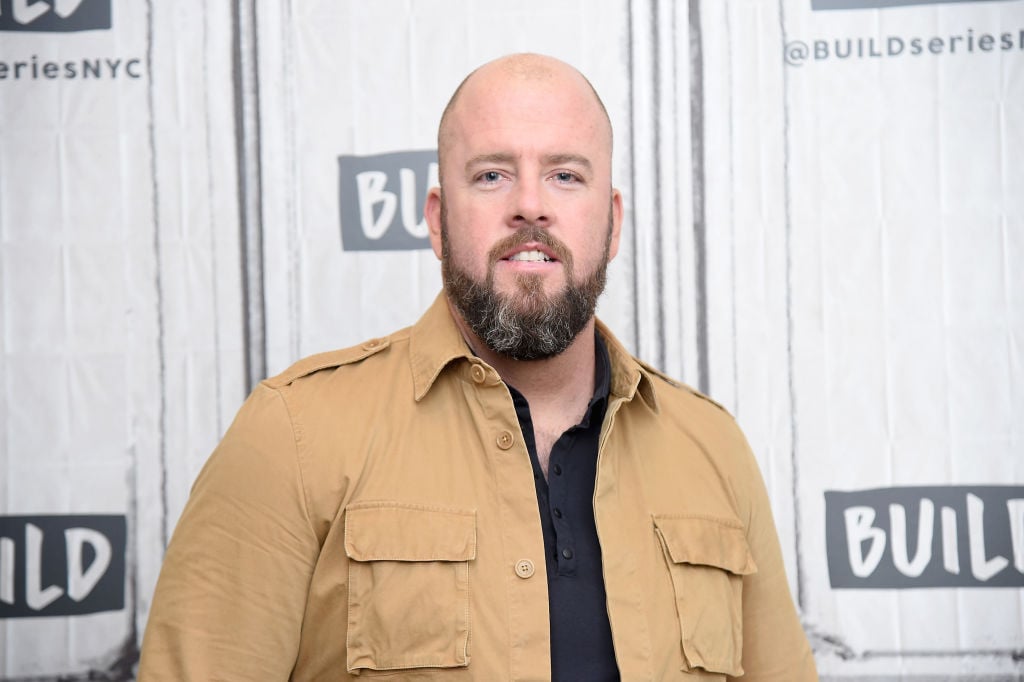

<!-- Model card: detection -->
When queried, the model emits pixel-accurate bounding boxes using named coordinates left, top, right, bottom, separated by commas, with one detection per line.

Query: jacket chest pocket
left=344, top=503, right=476, bottom=674
left=653, top=515, right=757, bottom=678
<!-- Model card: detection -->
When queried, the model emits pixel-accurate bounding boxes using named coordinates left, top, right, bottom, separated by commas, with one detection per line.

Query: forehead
left=442, top=65, right=612, bottom=165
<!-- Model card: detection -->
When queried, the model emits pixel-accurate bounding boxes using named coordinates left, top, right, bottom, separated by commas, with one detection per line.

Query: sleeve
left=732, top=437, right=819, bottom=682
left=138, top=383, right=320, bottom=681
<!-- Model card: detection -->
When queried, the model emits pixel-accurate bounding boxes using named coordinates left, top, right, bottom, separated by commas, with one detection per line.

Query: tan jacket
left=139, top=293, right=817, bottom=681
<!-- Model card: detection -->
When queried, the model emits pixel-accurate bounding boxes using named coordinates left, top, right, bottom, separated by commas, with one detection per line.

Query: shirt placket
left=546, top=430, right=580, bottom=576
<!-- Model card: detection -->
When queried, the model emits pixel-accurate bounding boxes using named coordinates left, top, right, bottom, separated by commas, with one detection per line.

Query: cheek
left=574, top=209, right=613, bottom=255
left=444, top=229, right=492, bottom=277
left=444, top=204, right=502, bottom=262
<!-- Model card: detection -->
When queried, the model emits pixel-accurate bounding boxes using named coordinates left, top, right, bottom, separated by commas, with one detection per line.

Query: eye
left=552, top=171, right=580, bottom=184
left=478, top=170, right=504, bottom=184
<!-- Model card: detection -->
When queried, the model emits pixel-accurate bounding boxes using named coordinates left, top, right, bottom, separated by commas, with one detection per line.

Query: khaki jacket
left=139, top=293, right=817, bottom=681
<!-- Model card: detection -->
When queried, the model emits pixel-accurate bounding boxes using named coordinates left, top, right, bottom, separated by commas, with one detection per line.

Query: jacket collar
left=596, top=317, right=661, bottom=413
left=409, top=292, right=661, bottom=413
left=408, top=293, right=475, bottom=401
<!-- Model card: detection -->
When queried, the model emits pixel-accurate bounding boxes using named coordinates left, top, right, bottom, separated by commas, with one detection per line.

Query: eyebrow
left=465, top=153, right=517, bottom=172
left=464, top=152, right=594, bottom=174
left=543, top=154, right=593, bottom=172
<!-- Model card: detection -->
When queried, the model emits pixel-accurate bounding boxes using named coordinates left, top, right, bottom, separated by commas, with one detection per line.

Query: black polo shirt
left=506, top=334, right=619, bottom=681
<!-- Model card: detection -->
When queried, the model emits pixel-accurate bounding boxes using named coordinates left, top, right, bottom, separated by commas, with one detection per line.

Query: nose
left=508, top=176, right=550, bottom=229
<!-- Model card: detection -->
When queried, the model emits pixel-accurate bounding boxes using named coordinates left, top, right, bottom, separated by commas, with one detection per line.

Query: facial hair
left=440, top=204, right=612, bottom=361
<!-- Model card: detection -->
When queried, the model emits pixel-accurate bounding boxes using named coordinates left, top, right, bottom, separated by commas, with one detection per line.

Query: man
left=139, top=54, right=817, bottom=680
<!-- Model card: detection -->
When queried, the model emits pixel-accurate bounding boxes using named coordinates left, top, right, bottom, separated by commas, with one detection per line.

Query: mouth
left=499, top=244, right=559, bottom=264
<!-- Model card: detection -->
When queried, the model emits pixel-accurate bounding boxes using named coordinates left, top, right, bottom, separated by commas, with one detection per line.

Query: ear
left=425, top=186, right=443, bottom=260
left=608, top=188, right=624, bottom=261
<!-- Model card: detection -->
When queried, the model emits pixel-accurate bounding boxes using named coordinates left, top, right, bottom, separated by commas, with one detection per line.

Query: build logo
left=813, top=0, right=1017, bottom=8
left=338, top=151, right=437, bottom=251
left=0, top=0, right=111, bottom=32
left=826, top=486, right=1024, bottom=589
left=0, top=515, right=126, bottom=618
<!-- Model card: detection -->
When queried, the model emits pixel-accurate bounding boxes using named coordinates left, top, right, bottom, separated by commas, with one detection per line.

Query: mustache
left=486, top=226, right=572, bottom=266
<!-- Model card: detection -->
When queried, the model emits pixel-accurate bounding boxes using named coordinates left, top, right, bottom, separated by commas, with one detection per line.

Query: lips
left=507, top=249, right=554, bottom=262
left=500, top=244, right=559, bottom=263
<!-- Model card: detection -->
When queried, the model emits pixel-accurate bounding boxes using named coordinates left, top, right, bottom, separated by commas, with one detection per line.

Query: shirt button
left=496, top=431, right=514, bottom=449
left=552, top=507, right=563, bottom=519
left=515, top=559, right=535, bottom=579
left=561, top=548, right=574, bottom=560
left=552, top=464, right=562, bottom=476
left=470, top=364, right=487, bottom=383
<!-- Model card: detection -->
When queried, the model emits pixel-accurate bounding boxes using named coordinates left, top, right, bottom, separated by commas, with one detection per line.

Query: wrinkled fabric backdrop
left=0, top=0, right=1022, bottom=679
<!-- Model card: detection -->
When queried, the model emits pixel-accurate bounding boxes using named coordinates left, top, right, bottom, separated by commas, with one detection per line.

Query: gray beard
left=441, top=218, right=610, bottom=361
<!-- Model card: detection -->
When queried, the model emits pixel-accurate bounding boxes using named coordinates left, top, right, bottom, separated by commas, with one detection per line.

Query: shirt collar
left=409, top=291, right=661, bottom=413
left=575, top=332, right=612, bottom=428
left=592, top=332, right=611, bottom=405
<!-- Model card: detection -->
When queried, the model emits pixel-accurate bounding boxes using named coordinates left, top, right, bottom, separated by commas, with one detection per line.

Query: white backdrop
left=0, top=0, right=1021, bottom=679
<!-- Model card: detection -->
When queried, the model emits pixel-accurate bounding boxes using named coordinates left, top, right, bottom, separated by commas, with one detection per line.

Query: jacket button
left=515, top=559, right=535, bottom=579
left=470, top=364, right=487, bottom=383
left=496, top=431, right=514, bottom=449
left=362, top=338, right=385, bottom=351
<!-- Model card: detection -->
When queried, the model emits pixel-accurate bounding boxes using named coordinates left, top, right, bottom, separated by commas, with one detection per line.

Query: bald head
left=437, top=54, right=613, bottom=184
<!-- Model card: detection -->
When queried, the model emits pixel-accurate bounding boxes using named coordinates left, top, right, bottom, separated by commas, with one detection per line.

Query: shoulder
left=628, top=357, right=757, bottom=471
left=263, top=328, right=412, bottom=390
left=633, top=357, right=732, bottom=417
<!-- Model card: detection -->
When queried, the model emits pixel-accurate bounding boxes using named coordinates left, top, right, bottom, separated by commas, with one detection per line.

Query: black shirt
left=506, top=335, right=619, bottom=681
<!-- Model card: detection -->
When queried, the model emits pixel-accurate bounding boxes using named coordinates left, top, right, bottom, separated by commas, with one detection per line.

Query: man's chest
left=287, top=396, right=750, bottom=680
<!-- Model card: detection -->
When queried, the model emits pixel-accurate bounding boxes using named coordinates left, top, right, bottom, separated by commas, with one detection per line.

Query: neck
left=445, top=297, right=597, bottom=408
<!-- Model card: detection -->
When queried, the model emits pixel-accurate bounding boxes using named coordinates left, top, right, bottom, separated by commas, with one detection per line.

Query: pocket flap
left=345, top=503, right=477, bottom=562
left=653, top=515, right=756, bottom=575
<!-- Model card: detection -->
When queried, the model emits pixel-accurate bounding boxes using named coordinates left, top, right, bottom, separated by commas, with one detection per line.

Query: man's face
left=426, top=58, right=623, bottom=359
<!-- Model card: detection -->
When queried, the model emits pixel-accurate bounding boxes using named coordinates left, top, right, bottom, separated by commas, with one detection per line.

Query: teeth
left=508, top=250, right=552, bottom=262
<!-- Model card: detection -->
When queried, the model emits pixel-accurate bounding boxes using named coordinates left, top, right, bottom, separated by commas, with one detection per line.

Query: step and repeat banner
left=0, top=0, right=1021, bottom=679
left=702, top=0, right=1024, bottom=677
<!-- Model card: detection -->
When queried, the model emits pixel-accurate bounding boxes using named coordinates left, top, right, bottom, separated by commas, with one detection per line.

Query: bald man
left=139, top=54, right=817, bottom=681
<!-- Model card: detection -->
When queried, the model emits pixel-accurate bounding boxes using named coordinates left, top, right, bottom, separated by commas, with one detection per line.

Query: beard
left=440, top=203, right=612, bottom=361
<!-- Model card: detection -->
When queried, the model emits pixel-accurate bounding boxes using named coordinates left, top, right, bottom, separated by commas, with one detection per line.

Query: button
left=470, top=364, right=487, bottom=383
left=515, top=559, right=535, bottom=578
left=552, top=507, right=563, bottom=519
left=561, top=548, right=574, bottom=560
left=361, top=338, right=386, bottom=351
left=496, top=431, right=514, bottom=450
left=552, top=464, right=562, bottom=476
